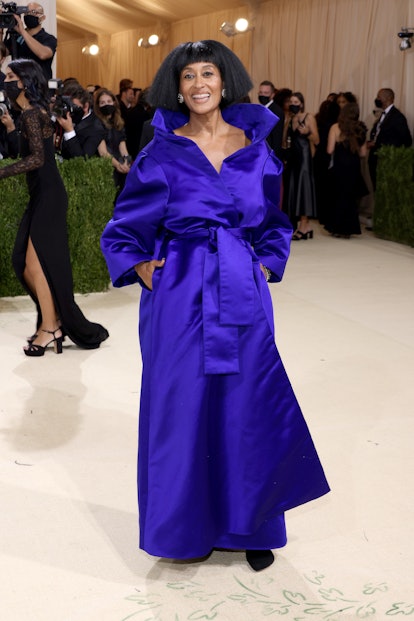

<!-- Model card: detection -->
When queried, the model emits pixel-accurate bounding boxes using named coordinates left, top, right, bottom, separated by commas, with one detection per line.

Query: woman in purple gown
left=101, top=40, right=329, bottom=571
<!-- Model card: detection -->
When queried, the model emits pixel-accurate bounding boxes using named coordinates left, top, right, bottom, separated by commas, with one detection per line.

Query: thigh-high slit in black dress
left=0, top=107, right=109, bottom=349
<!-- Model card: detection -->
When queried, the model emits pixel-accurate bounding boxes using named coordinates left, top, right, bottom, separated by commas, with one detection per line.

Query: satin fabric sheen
left=101, top=104, right=330, bottom=559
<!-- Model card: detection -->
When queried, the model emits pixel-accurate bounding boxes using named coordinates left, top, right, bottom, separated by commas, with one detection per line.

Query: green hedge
left=2, top=147, right=411, bottom=297
left=0, top=157, right=116, bottom=297
left=375, top=146, right=414, bottom=247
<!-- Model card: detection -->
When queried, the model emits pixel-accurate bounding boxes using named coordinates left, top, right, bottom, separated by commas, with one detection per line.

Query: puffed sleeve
left=100, top=151, right=169, bottom=287
left=252, top=151, right=293, bottom=282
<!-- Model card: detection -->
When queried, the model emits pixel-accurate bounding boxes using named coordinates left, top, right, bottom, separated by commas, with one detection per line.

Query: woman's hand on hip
left=134, top=258, right=165, bottom=290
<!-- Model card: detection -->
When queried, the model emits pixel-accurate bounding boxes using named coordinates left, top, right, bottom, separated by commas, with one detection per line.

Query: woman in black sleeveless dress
left=284, top=92, right=319, bottom=239
left=326, top=102, right=368, bottom=237
left=0, top=59, right=109, bottom=356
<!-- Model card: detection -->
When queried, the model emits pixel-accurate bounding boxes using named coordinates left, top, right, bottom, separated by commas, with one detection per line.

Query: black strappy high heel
left=24, top=328, right=63, bottom=357
left=26, top=332, right=38, bottom=345
left=292, top=230, right=314, bottom=240
left=27, top=325, right=66, bottom=345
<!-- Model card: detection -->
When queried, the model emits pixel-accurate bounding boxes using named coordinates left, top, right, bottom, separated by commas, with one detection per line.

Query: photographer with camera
left=0, top=41, right=21, bottom=158
left=0, top=39, right=7, bottom=88
left=0, top=93, right=19, bottom=158
left=3, top=2, right=57, bottom=81
left=54, top=84, right=106, bottom=160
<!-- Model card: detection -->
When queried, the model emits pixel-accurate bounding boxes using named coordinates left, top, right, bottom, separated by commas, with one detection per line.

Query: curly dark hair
left=62, top=83, right=92, bottom=108
left=149, top=40, right=253, bottom=111
left=8, top=58, right=49, bottom=111
left=336, top=91, right=357, bottom=105
left=316, top=99, right=340, bottom=126
left=274, top=88, right=292, bottom=109
left=338, top=102, right=367, bottom=153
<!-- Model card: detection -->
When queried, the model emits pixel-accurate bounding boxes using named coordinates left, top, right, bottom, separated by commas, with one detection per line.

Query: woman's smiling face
left=179, top=62, right=223, bottom=115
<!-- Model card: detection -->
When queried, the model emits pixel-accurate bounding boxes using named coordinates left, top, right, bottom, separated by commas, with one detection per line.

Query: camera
left=48, top=79, right=75, bottom=119
left=397, top=29, right=414, bottom=51
left=397, top=30, right=414, bottom=39
left=0, top=2, right=28, bottom=29
left=0, top=90, right=11, bottom=118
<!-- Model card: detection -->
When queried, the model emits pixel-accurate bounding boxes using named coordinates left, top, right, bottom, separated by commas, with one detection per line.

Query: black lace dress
left=0, top=107, right=109, bottom=348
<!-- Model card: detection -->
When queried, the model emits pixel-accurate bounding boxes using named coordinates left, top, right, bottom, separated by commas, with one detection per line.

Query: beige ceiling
left=57, top=0, right=258, bottom=42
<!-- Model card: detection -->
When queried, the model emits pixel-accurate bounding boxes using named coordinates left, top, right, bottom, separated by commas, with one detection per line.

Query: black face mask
left=99, top=104, right=115, bottom=116
left=258, top=95, right=271, bottom=106
left=374, top=98, right=383, bottom=109
left=4, top=80, right=23, bottom=102
left=70, top=105, right=84, bottom=125
left=289, top=104, right=301, bottom=114
left=24, top=15, right=40, bottom=29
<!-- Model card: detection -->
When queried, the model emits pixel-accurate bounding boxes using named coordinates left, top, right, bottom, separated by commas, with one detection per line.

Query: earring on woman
left=221, top=88, right=226, bottom=99
left=177, top=93, right=184, bottom=104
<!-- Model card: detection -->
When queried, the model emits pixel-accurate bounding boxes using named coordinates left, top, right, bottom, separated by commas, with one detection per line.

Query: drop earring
left=177, top=93, right=184, bottom=104
left=221, top=88, right=226, bottom=99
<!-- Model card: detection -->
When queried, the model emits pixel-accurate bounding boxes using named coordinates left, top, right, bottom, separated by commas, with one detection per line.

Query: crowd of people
left=0, top=3, right=153, bottom=183
left=256, top=82, right=412, bottom=239
left=0, top=5, right=411, bottom=572
left=1, top=70, right=154, bottom=187
left=1, top=4, right=412, bottom=240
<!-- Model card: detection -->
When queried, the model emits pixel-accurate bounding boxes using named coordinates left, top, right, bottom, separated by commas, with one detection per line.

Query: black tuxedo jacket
left=370, top=106, right=412, bottom=150
left=61, top=113, right=106, bottom=159
left=124, top=104, right=152, bottom=159
left=265, top=100, right=285, bottom=160
left=368, top=106, right=412, bottom=188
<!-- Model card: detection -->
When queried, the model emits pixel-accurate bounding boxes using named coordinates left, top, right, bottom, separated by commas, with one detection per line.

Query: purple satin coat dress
left=101, top=104, right=329, bottom=559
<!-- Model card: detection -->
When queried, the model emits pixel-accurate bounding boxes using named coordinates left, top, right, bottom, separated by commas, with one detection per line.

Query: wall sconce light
left=138, top=34, right=161, bottom=48
left=397, top=28, right=414, bottom=50
left=82, top=44, right=100, bottom=55
left=220, top=18, right=252, bottom=37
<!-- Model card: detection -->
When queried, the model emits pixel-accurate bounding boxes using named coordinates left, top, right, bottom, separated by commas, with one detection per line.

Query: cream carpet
left=1, top=224, right=413, bottom=621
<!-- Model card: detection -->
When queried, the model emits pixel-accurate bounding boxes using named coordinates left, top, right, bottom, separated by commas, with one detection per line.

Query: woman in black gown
left=326, top=102, right=368, bottom=238
left=313, top=98, right=340, bottom=226
left=284, top=92, right=319, bottom=239
left=0, top=59, right=109, bottom=355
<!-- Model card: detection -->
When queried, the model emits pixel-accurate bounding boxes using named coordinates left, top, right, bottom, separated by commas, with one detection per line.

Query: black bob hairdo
left=149, top=40, right=253, bottom=111
left=9, top=58, right=50, bottom=111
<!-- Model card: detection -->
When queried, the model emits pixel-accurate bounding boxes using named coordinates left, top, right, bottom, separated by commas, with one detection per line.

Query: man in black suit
left=368, top=88, right=412, bottom=189
left=258, top=80, right=285, bottom=160
left=117, top=79, right=135, bottom=122
left=55, top=87, right=106, bottom=159
left=123, top=88, right=152, bottom=160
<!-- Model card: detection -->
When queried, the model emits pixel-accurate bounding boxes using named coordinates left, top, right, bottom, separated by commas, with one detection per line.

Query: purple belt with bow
left=164, top=226, right=259, bottom=375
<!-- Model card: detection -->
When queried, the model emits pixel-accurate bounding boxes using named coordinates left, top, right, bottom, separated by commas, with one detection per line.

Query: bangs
left=176, top=42, right=223, bottom=76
